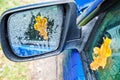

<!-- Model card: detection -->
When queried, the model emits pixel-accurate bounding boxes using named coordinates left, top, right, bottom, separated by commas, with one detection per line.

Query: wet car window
left=88, top=1, right=120, bottom=80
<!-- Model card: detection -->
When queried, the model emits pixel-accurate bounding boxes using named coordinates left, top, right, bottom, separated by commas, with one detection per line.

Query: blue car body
left=63, top=0, right=104, bottom=80
left=63, top=49, right=85, bottom=80
left=75, top=0, right=94, bottom=15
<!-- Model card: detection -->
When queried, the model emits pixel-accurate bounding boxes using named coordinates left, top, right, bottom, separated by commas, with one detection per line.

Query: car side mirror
left=0, top=1, right=80, bottom=61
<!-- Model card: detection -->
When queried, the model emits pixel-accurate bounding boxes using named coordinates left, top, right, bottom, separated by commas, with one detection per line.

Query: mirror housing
left=0, top=1, right=79, bottom=61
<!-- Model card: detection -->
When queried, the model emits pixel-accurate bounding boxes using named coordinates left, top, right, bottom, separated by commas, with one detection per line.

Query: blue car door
left=62, top=0, right=104, bottom=80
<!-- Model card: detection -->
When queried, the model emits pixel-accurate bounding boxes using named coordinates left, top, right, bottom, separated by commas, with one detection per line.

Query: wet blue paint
left=63, top=49, right=85, bottom=80
left=75, top=0, right=94, bottom=15
left=77, top=0, right=104, bottom=22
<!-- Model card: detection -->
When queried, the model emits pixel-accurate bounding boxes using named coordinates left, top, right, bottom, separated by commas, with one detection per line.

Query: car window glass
left=88, top=1, right=120, bottom=80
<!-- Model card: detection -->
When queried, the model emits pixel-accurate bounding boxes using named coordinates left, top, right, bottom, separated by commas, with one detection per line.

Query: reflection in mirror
left=7, top=5, right=64, bottom=57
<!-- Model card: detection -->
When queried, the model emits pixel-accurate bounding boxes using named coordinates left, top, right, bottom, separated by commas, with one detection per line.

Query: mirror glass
left=7, top=5, right=64, bottom=57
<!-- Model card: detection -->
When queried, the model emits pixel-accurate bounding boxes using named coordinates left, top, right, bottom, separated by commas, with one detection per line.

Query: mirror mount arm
left=64, top=26, right=81, bottom=50
left=63, top=3, right=82, bottom=50
left=65, top=15, right=99, bottom=52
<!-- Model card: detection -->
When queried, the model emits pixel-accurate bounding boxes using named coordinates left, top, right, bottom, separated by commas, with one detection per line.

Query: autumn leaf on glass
left=90, top=37, right=112, bottom=70
left=34, top=16, right=48, bottom=40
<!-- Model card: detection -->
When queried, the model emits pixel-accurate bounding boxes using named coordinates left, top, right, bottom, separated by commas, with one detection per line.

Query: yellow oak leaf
left=90, top=37, right=112, bottom=70
left=34, top=16, right=48, bottom=40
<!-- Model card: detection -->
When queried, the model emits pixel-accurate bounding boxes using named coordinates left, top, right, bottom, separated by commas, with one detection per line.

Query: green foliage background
left=0, top=0, right=34, bottom=15
left=0, top=0, right=35, bottom=80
